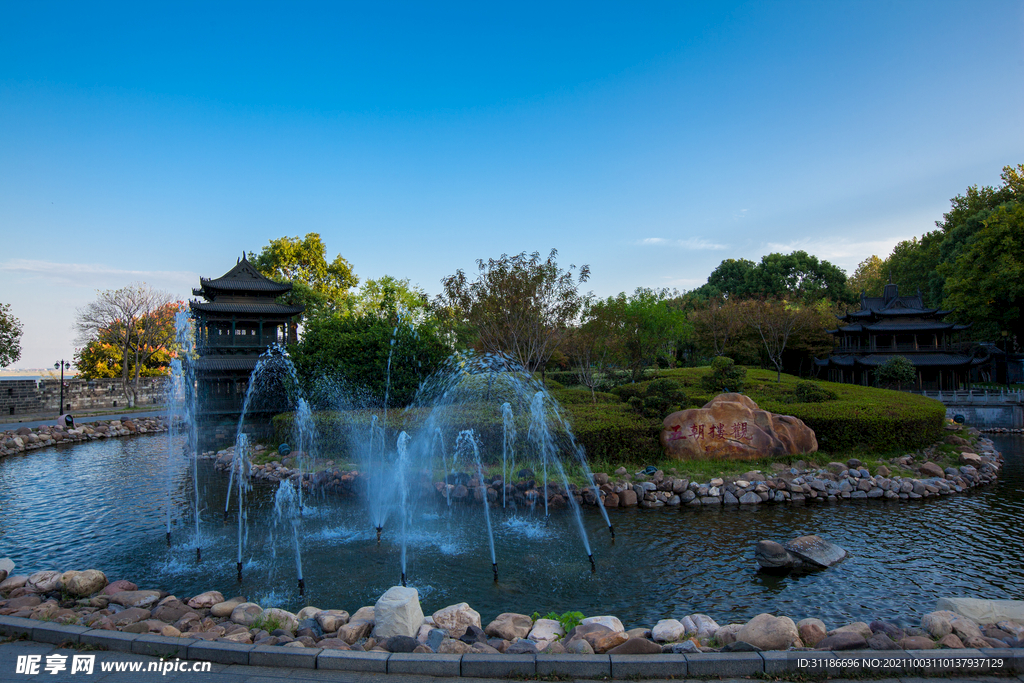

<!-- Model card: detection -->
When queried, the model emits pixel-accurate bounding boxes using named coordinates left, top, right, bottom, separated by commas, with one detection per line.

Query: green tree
left=348, top=275, right=432, bottom=323
left=289, top=313, right=449, bottom=408
left=745, top=298, right=814, bottom=382
left=435, top=249, right=590, bottom=372
left=875, top=355, right=916, bottom=390
left=848, top=255, right=887, bottom=297
left=0, top=303, right=23, bottom=368
left=705, top=258, right=756, bottom=297
left=704, top=251, right=852, bottom=304
left=589, top=288, right=686, bottom=382
left=882, top=230, right=944, bottom=307
left=249, top=233, right=359, bottom=320
left=690, top=296, right=745, bottom=357
left=940, top=201, right=1024, bottom=344
left=700, top=355, right=746, bottom=393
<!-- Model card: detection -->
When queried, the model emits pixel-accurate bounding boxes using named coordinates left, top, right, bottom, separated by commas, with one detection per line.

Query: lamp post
left=1002, top=331, right=1010, bottom=388
left=54, top=360, right=72, bottom=415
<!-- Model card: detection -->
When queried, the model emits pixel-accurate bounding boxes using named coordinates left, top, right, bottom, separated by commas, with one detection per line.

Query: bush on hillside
left=794, top=380, right=838, bottom=403
left=700, top=356, right=746, bottom=394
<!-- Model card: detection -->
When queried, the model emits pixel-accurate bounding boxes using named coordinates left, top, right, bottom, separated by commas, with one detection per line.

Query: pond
left=0, top=433, right=1021, bottom=629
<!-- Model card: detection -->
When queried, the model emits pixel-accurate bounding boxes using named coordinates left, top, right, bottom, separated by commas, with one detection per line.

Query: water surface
left=0, top=433, right=1020, bottom=628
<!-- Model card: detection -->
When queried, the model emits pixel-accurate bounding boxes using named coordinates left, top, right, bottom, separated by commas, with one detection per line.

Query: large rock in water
left=755, top=535, right=846, bottom=571
left=661, top=394, right=817, bottom=460
left=785, top=535, right=847, bottom=568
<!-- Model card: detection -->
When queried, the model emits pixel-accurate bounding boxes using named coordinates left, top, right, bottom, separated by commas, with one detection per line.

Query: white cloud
left=761, top=236, right=912, bottom=273
left=636, top=237, right=727, bottom=250
left=0, top=259, right=198, bottom=290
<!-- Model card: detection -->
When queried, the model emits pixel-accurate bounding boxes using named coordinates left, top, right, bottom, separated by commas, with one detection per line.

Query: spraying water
left=272, top=481, right=304, bottom=596
left=233, top=433, right=251, bottom=581
left=501, top=403, right=515, bottom=508
left=456, top=430, right=498, bottom=581
left=396, top=431, right=411, bottom=586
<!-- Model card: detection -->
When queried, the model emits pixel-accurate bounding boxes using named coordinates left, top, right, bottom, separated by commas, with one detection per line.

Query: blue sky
left=2, top=1, right=1022, bottom=368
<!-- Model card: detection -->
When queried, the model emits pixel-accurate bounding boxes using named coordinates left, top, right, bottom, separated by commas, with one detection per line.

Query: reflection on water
left=0, top=433, right=1021, bottom=628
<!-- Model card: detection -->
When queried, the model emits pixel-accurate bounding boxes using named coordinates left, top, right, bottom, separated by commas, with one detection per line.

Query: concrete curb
left=2, top=618, right=1021, bottom=678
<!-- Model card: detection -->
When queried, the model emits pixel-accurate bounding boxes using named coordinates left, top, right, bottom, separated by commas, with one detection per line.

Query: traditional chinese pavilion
left=815, top=282, right=985, bottom=390
left=190, top=257, right=303, bottom=424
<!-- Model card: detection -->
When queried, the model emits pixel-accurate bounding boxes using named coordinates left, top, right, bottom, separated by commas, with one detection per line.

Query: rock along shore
left=0, top=417, right=168, bottom=460
left=208, top=429, right=1003, bottom=512
left=1, top=567, right=1022, bottom=667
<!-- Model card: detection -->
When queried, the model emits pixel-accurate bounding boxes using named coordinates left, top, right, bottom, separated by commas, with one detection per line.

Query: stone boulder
left=484, top=613, right=532, bottom=641
left=681, top=614, right=719, bottom=638
left=652, top=619, right=686, bottom=642
left=661, top=394, right=817, bottom=461
left=528, top=618, right=565, bottom=643
left=230, top=602, right=263, bottom=626
left=0, top=575, right=28, bottom=594
left=798, top=620, right=827, bottom=647
left=607, top=637, right=663, bottom=654
left=581, top=615, right=625, bottom=633
left=107, top=590, right=162, bottom=609
left=816, top=632, right=868, bottom=650
left=0, top=559, right=15, bottom=578
left=432, top=603, right=481, bottom=638
left=316, top=609, right=350, bottom=633
left=756, top=536, right=846, bottom=571
left=262, top=608, right=299, bottom=634
left=27, top=570, right=62, bottom=593
left=373, top=586, right=424, bottom=638
left=65, top=570, right=107, bottom=597
left=211, top=596, right=246, bottom=618
left=187, top=591, right=224, bottom=609
left=736, top=613, right=800, bottom=650
left=101, top=580, right=138, bottom=596
left=936, top=597, right=1024, bottom=625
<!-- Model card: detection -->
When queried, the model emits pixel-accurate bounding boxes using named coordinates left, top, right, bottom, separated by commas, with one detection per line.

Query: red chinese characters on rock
left=660, top=393, right=817, bottom=461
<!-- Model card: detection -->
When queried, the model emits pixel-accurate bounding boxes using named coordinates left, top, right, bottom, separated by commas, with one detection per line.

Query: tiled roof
left=198, top=258, right=292, bottom=293
left=195, top=356, right=261, bottom=371
left=189, top=301, right=304, bottom=315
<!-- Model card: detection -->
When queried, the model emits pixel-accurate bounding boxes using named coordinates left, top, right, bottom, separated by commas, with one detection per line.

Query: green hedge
left=561, top=367, right=946, bottom=455
left=271, top=367, right=945, bottom=463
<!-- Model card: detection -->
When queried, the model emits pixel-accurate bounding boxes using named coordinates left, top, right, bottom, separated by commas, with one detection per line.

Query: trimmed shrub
left=875, top=355, right=916, bottom=390
left=700, top=356, right=746, bottom=394
left=794, top=380, right=838, bottom=403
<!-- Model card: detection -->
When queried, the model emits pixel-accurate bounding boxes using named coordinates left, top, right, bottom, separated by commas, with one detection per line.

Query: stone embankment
left=0, top=417, right=168, bottom=460
left=1, top=566, right=1022, bottom=675
left=208, top=431, right=1002, bottom=512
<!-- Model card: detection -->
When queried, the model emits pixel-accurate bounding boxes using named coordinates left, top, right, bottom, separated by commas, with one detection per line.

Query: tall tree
left=348, top=275, right=432, bottom=324
left=745, top=299, right=812, bottom=382
left=75, top=284, right=176, bottom=406
left=690, top=296, right=745, bottom=357
left=940, top=201, right=1024, bottom=344
left=249, top=233, right=359, bottom=320
left=589, top=288, right=685, bottom=382
left=0, top=303, right=23, bottom=368
left=848, top=255, right=886, bottom=297
left=436, top=249, right=590, bottom=372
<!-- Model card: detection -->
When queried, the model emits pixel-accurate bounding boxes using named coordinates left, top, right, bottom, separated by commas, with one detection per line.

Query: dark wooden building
left=190, top=257, right=304, bottom=421
left=816, top=283, right=985, bottom=390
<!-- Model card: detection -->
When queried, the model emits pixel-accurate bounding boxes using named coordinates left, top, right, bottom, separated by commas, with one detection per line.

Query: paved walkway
left=0, top=411, right=166, bottom=432
left=1, top=641, right=1021, bottom=683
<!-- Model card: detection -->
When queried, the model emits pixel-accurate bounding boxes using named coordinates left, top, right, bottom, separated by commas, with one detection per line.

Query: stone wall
left=946, top=404, right=1023, bottom=430
left=0, top=377, right=169, bottom=417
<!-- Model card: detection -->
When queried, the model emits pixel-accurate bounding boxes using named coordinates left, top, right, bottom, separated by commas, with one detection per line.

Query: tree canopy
left=702, top=251, right=851, bottom=303
left=854, top=163, right=1023, bottom=346
left=249, top=233, right=359, bottom=320
left=0, top=303, right=23, bottom=368
left=75, top=284, right=178, bottom=405
left=435, top=249, right=590, bottom=372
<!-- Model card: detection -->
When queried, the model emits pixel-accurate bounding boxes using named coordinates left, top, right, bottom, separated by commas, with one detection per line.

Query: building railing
left=911, top=389, right=1024, bottom=404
